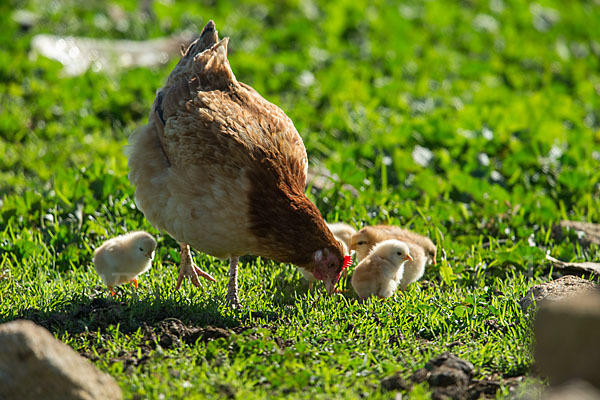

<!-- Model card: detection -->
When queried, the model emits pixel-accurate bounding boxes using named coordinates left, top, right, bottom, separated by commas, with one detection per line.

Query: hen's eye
left=357, top=241, right=366, bottom=245
left=329, top=262, right=335, bottom=268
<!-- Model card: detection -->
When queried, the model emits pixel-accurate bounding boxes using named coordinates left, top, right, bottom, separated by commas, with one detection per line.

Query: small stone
left=381, top=372, right=412, bottom=392
left=420, top=353, right=474, bottom=400
left=411, top=367, right=430, bottom=383
left=534, top=292, right=600, bottom=388
left=0, top=320, right=122, bottom=400
left=425, top=352, right=474, bottom=377
left=519, top=275, right=599, bottom=312
left=429, top=365, right=469, bottom=388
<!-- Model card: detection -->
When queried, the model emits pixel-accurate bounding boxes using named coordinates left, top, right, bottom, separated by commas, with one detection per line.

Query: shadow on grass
left=1, top=292, right=290, bottom=367
left=3, top=293, right=243, bottom=336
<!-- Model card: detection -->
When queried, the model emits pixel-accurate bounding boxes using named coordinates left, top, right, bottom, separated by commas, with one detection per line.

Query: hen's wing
left=153, top=24, right=308, bottom=191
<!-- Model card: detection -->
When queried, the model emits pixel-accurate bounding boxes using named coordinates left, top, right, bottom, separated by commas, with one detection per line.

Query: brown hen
left=127, top=21, right=346, bottom=306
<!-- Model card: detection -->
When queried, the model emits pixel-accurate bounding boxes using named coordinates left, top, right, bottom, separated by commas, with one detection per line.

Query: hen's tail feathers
left=154, top=36, right=235, bottom=129
left=149, top=21, right=235, bottom=167
left=185, top=20, right=218, bottom=57
left=190, top=37, right=237, bottom=90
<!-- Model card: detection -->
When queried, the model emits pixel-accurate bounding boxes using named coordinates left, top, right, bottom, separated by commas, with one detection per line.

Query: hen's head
left=310, top=244, right=351, bottom=294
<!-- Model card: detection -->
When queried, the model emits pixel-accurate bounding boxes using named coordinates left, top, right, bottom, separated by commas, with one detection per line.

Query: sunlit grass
left=1, top=0, right=600, bottom=398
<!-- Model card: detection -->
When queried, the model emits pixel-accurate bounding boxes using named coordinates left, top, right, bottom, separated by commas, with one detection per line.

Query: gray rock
left=0, top=319, right=122, bottom=400
left=535, top=292, right=600, bottom=389
left=519, top=275, right=599, bottom=312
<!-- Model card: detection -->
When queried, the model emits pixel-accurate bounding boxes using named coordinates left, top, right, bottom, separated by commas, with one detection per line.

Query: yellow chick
left=350, top=225, right=436, bottom=290
left=93, top=231, right=157, bottom=295
left=351, top=239, right=413, bottom=299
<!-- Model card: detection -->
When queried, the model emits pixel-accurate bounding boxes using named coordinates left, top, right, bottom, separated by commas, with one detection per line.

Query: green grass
left=1, top=0, right=600, bottom=398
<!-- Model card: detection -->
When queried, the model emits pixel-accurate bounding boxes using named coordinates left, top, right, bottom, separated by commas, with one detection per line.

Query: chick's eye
left=357, top=241, right=366, bottom=245
left=139, top=247, right=144, bottom=251
left=396, top=251, right=403, bottom=256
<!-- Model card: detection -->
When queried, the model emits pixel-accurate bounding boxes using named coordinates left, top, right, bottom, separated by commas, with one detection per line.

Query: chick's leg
left=176, top=243, right=216, bottom=290
left=225, top=256, right=240, bottom=307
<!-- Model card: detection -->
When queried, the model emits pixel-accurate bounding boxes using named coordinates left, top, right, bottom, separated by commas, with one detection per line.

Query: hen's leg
left=225, top=256, right=240, bottom=307
left=176, top=243, right=216, bottom=290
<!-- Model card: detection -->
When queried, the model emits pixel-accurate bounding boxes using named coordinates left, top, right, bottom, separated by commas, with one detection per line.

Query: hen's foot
left=225, top=256, right=240, bottom=308
left=176, top=244, right=216, bottom=290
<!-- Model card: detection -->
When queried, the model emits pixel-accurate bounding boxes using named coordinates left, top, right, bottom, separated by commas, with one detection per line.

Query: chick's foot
left=225, top=256, right=241, bottom=308
left=176, top=243, right=216, bottom=290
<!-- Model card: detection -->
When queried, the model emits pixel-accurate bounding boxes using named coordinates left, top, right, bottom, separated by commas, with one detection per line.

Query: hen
left=127, top=21, right=348, bottom=306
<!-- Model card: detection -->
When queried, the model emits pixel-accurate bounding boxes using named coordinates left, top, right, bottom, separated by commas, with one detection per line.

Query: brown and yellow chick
left=93, top=231, right=157, bottom=296
left=350, top=225, right=436, bottom=290
left=351, top=239, right=413, bottom=299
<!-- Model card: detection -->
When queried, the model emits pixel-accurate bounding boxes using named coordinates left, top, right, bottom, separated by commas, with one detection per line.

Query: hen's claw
left=176, top=243, right=215, bottom=290
left=194, top=265, right=216, bottom=282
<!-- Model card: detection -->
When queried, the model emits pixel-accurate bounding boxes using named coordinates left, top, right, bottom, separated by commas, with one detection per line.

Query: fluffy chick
left=351, top=239, right=412, bottom=299
left=350, top=225, right=436, bottom=289
left=93, top=231, right=157, bottom=295
left=326, top=222, right=356, bottom=252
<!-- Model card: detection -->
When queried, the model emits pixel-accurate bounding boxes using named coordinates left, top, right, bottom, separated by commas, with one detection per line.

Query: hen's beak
left=432, top=258, right=437, bottom=265
left=405, top=254, right=414, bottom=262
left=324, top=279, right=337, bottom=295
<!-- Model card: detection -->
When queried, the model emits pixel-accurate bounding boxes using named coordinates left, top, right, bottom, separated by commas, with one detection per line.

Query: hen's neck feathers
left=247, top=160, right=336, bottom=267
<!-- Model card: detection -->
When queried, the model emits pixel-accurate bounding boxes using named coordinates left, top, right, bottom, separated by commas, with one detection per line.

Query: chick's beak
left=146, top=251, right=155, bottom=260
left=405, top=254, right=414, bottom=262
